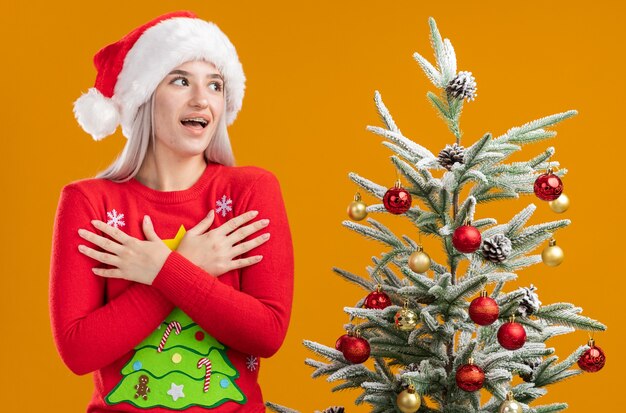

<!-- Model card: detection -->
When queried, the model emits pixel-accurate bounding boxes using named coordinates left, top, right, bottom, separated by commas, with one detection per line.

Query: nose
left=189, top=86, right=209, bottom=109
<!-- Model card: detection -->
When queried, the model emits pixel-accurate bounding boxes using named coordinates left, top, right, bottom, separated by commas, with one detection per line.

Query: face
left=152, top=60, right=225, bottom=160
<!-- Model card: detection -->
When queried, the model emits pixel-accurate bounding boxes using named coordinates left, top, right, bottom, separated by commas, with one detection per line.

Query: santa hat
left=73, top=11, right=246, bottom=141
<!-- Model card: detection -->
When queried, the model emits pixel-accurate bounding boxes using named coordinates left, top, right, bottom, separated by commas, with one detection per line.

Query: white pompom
left=73, top=88, right=120, bottom=141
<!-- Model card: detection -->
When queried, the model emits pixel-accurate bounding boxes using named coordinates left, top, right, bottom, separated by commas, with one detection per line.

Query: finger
left=229, top=255, right=263, bottom=271
left=92, top=267, right=124, bottom=279
left=92, top=220, right=132, bottom=244
left=231, top=233, right=271, bottom=257
left=226, top=219, right=270, bottom=244
left=187, top=210, right=215, bottom=235
left=215, top=210, right=259, bottom=236
left=78, top=244, right=120, bottom=266
left=78, top=228, right=124, bottom=255
left=142, top=216, right=162, bottom=242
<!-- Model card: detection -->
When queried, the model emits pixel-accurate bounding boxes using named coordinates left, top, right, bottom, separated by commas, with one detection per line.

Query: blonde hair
left=96, top=92, right=234, bottom=182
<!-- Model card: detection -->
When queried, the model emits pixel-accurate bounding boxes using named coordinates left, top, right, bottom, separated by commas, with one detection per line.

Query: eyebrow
left=168, top=69, right=224, bottom=81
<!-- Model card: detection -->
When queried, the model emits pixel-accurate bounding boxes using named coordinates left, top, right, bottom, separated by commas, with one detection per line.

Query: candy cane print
left=197, top=358, right=212, bottom=392
left=157, top=321, right=182, bottom=353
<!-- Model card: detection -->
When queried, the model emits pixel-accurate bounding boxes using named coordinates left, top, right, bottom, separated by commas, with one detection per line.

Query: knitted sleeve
left=49, top=185, right=175, bottom=375
left=151, top=171, right=294, bottom=357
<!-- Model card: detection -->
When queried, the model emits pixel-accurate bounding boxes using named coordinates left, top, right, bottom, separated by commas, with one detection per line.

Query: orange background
left=1, top=0, right=623, bottom=411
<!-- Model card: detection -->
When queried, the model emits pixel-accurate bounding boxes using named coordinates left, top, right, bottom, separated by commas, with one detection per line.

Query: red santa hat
left=73, top=10, right=246, bottom=141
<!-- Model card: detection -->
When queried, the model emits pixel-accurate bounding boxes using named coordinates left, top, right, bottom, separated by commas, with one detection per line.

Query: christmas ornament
left=73, top=11, right=246, bottom=141
left=364, top=285, right=392, bottom=309
left=481, top=234, right=512, bottom=263
left=519, top=357, right=542, bottom=382
left=401, top=363, right=420, bottom=374
left=446, top=71, right=477, bottom=101
left=452, top=223, right=482, bottom=253
left=396, top=384, right=421, bottom=413
left=335, top=331, right=352, bottom=351
left=469, top=291, right=500, bottom=326
left=395, top=301, right=419, bottom=331
left=533, top=169, right=563, bottom=201
left=456, top=358, right=484, bottom=392
left=347, top=192, right=368, bottom=221
left=408, top=245, right=431, bottom=273
left=541, top=238, right=564, bottom=267
left=341, top=330, right=370, bottom=364
left=548, top=193, right=570, bottom=213
left=438, top=143, right=465, bottom=170
left=577, top=338, right=606, bottom=372
left=499, top=392, right=523, bottom=413
left=383, top=181, right=412, bottom=214
left=497, top=316, right=527, bottom=350
left=518, top=284, right=541, bottom=317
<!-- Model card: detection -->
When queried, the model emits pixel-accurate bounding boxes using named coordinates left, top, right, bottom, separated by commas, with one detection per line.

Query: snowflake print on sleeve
left=216, top=195, right=233, bottom=217
left=246, top=355, right=258, bottom=372
left=106, top=209, right=126, bottom=228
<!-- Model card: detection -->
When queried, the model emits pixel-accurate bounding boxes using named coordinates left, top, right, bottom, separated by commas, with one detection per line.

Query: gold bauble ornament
left=395, top=301, right=418, bottom=331
left=499, top=392, right=523, bottom=413
left=347, top=192, right=368, bottom=221
left=548, top=193, right=570, bottom=213
left=541, top=238, right=564, bottom=267
left=408, top=245, right=431, bottom=273
left=396, top=384, right=421, bottom=413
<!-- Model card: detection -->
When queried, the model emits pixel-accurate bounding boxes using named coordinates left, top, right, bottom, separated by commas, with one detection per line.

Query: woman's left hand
left=77, top=215, right=171, bottom=285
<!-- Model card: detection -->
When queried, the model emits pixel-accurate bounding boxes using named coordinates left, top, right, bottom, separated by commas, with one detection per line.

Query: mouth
left=180, top=117, right=209, bottom=129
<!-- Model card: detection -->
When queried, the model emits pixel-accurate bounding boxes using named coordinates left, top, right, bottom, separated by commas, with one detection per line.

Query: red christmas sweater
left=49, top=162, right=293, bottom=413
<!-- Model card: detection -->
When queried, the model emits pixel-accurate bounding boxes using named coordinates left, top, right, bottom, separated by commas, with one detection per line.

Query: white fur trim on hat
left=73, top=88, right=121, bottom=141
left=115, top=17, right=245, bottom=139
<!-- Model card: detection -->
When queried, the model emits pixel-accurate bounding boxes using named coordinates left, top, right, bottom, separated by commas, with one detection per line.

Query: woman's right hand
left=175, top=210, right=270, bottom=277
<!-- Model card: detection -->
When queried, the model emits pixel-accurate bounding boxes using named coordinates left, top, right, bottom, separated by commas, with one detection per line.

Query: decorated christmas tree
left=268, top=17, right=606, bottom=413
left=106, top=227, right=246, bottom=409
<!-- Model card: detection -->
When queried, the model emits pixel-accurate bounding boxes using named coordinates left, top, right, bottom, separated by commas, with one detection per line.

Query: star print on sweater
left=167, top=383, right=185, bottom=401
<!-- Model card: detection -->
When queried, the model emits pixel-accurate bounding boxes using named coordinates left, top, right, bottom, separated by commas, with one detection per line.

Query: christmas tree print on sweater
left=105, top=225, right=246, bottom=409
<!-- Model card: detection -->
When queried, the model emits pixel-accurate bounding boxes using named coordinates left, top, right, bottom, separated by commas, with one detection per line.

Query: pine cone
left=446, top=71, right=477, bottom=101
left=401, top=363, right=421, bottom=374
left=518, top=284, right=541, bottom=317
left=519, top=357, right=542, bottom=382
left=481, top=234, right=512, bottom=263
left=321, top=407, right=345, bottom=413
left=438, top=143, right=465, bottom=170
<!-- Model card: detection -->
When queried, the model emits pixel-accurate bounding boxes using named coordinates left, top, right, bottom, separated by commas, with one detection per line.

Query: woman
left=49, top=11, right=293, bottom=413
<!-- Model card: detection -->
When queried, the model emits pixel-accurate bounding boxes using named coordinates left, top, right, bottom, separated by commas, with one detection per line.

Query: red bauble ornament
left=578, top=339, right=606, bottom=373
left=469, top=291, right=500, bottom=326
left=452, top=224, right=482, bottom=253
left=383, top=181, right=412, bottom=214
left=533, top=169, right=563, bottom=201
left=341, top=331, right=371, bottom=364
left=456, top=359, right=485, bottom=392
left=497, top=317, right=527, bottom=350
left=335, top=333, right=351, bottom=351
left=364, top=285, right=392, bottom=309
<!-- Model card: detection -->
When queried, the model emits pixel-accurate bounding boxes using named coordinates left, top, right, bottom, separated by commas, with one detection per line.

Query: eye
left=209, top=81, right=223, bottom=92
left=171, top=76, right=189, bottom=86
